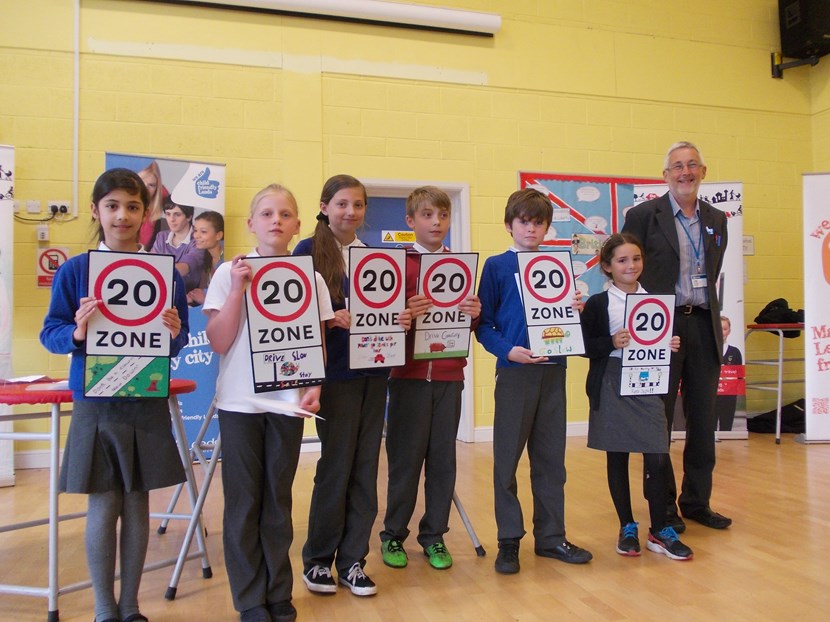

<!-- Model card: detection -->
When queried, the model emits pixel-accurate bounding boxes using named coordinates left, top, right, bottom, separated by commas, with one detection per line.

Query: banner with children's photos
left=516, top=250, right=584, bottom=356
left=84, top=251, right=175, bottom=398
left=244, top=255, right=326, bottom=391
left=105, top=153, right=226, bottom=451
left=348, top=247, right=407, bottom=369
left=414, top=252, right=478, bottom=359
left=620, top=293, right=675, bottom=396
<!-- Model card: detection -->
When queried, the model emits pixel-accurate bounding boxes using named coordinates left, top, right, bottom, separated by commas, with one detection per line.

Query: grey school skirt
left=60, top=398, right=186, bottom=494
left=587, top=357, right=669, bottom=454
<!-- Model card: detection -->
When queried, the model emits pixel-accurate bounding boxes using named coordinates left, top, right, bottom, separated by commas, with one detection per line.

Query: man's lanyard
left=677, top=213, right=704, bottom=274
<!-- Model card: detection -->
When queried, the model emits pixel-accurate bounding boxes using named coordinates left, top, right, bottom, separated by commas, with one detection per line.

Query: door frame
left=361, top=178, right=476, bottom=442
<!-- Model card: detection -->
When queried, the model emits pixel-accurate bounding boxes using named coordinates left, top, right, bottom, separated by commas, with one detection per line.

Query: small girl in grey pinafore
left=580, top=233, right=693, bottom=561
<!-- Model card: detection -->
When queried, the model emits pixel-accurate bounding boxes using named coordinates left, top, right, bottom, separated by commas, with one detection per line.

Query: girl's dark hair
left=194, top=210, right=224, bottom=233
left=194, top=210, right=225, bottom=281
left=598, top=232, right=644, bottom=277
left=310, top=174, right=367, bottom=305
left=91, top=168, right=149, bottom=244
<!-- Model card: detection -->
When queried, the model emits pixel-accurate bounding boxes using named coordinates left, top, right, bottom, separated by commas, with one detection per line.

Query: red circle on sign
left=628, top=298, right=671, bottom=346
left=423, top=257, right=472, bottom=308
left=250, top=261, right=312, bottom=322
left=93, top=258, right=168, bottom=327
left=353, top=253, right=403, bottom=309
left=39, top=248, right=68, bottom=273
left=523, top=255, right=571, bottom=304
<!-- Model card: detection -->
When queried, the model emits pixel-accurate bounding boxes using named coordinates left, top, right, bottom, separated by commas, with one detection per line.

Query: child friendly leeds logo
left=193, top=167, right=220, bottom=199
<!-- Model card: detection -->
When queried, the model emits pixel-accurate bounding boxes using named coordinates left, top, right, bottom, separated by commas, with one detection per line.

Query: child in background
left=151, top=200, right=204, bottom=291
left=379, top=186, right=481, bottom=570
left=187, top=210, right=224, bottom=306
left=40, top=168, right=189, bottom=622
left=203, top=184, right=334, bottom=622
left=475, top=188, right=592, bottom=574
left=295, top=174, right=411, bottom=597
left=138, top=160, right=166, bottom=250
left=581, top=232, right=692, bottom=560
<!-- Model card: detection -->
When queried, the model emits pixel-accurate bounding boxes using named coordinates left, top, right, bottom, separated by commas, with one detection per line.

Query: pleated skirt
left=60, top=398, right=185, bottom=494
left=587, top=357, right=669, bottom=454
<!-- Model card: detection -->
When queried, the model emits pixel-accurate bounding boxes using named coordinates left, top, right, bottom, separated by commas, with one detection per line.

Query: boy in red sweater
left=379, top=186, right=481, bottom=570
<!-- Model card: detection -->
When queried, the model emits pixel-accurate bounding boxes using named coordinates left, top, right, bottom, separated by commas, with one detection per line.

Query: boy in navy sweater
left=379, top=186, right=481, bottom=570
left=475, top=188, right=592, bottom=574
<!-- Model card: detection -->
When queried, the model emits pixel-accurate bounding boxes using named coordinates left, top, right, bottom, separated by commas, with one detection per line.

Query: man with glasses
left=622, top=141, right=732, bottom=533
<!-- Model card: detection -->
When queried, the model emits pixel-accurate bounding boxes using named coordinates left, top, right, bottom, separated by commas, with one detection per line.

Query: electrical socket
left=36, top=224, right=49, bottom=242
left=48, top=201, right=71, bottom=216
left=26, top=200, right=41, bottom=214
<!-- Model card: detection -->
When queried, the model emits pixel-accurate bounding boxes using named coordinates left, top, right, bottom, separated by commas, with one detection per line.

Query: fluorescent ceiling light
left=143, top=0, right=502, bottom=36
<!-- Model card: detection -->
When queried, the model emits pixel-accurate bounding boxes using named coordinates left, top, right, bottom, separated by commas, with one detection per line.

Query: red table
left=0, top=378, right=209, bottom=622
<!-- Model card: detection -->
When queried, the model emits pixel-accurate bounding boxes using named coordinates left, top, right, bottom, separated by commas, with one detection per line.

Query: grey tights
left=86, top=489, right=150, bottom=622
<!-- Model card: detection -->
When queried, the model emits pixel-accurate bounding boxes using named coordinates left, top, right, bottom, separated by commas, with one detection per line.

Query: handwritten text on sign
left=245, top=255, right=325, bottom=391
left=349, top=247, right=406, bottom=369
left=620, top=293, right=675, bottom=396
left=517, top=251, right=584, bottom=356
left=414, top=252, right=478, bottom=360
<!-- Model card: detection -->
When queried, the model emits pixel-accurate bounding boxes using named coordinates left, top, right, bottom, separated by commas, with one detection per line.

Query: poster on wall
left=106, top=153, right=226, bottom=449
left=0, top=144, right=14, bottom=484
left=801, top=173, right=830, bottom=443
left=518, top=172, right=661, bottom=298
left=519, top=172, right=745, bottom=437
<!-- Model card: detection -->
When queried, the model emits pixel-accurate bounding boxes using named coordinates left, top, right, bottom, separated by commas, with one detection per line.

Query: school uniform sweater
left=475, top=249, right=566, bottom=369
left=391, top=248, right=479, bottom=382
left=40, top=252, right=190, bottom=400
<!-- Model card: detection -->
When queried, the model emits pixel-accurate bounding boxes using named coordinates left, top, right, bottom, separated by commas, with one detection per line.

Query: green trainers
left=381, top=538, right=408, bottom=568
left=423, top=542, right=453, bottom=569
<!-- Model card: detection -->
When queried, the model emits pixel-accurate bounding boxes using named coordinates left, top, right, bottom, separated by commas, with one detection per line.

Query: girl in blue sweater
left=40, top=168, right=189, bottom=622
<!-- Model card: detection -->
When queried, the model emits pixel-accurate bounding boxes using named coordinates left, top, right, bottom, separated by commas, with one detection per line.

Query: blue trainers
left=647, top=526, right=693, bottom=560
left=616, top=521, right=641, bottom=556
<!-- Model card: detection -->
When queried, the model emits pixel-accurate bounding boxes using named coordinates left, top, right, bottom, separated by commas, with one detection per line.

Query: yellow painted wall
left=1, top=0, right=821, bottom=441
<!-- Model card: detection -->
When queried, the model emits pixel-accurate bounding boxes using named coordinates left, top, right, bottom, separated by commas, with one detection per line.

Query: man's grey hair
left=663, top=141, right=706, bottom=170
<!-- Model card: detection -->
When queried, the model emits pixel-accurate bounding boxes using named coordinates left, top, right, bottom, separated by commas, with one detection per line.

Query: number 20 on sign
left=86, top=251, right=175, bottom=357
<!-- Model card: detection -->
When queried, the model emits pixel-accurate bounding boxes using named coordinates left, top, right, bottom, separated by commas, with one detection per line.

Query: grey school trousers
left=302, top=376, right=387, bottom=575
left=381, top=378, right=463, bottom=548
left=218, top=410, right=303, bottom=612
left=492, top=364, right=568, bottom=547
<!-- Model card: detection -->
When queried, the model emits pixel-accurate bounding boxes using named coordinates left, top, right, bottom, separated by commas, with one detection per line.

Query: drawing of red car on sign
left=429, top=342, right=446, bottom=353
left=374, top=353, right=385, bottom=363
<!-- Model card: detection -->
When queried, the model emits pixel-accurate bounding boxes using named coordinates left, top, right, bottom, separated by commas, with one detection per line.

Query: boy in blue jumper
left=475, top=188, right=592, bottom=574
